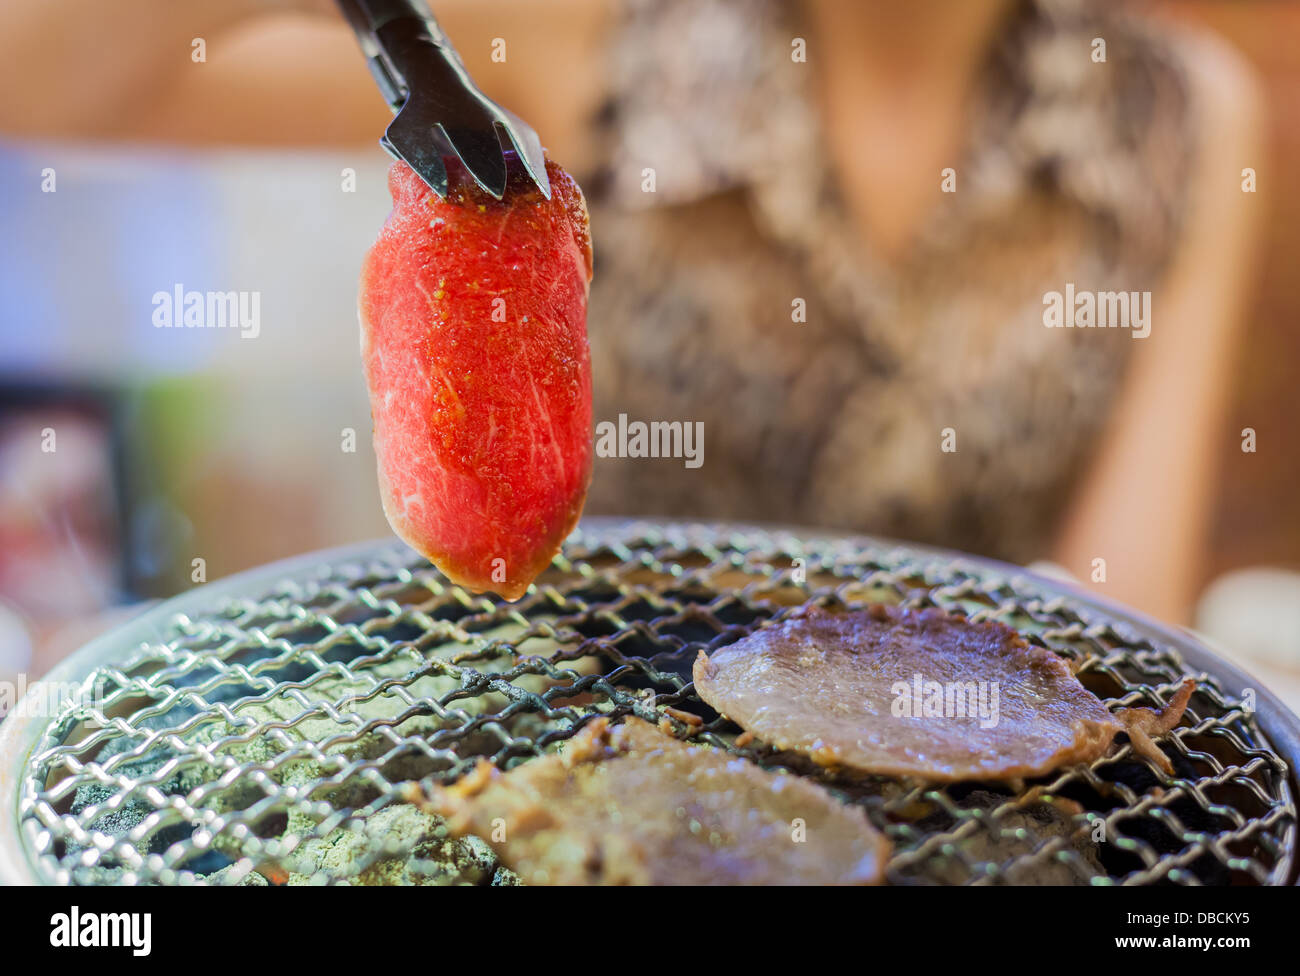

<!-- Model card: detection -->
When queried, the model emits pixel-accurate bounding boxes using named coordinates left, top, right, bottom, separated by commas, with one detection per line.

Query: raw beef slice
left=360, top=159, right=593, bottom=600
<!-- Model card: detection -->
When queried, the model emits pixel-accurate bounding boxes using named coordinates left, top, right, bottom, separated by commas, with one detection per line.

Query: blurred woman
left=0, top=0, right=1263, bottom=623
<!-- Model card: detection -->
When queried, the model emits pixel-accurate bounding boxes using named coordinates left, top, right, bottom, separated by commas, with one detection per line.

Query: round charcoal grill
left=1, top=519, right=1296, bottom=885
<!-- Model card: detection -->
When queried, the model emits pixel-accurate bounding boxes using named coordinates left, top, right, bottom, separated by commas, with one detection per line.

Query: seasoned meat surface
left=693, top=605, right=1194, bottom=781
left=412, top=716, right=890, bottom=885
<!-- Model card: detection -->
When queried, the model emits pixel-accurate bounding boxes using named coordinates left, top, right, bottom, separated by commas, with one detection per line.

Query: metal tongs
left=335, top=0, right=550, bottom=201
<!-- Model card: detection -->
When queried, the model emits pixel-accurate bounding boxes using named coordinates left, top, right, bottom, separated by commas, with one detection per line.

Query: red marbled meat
left=360, top=159, right=593, bottom=600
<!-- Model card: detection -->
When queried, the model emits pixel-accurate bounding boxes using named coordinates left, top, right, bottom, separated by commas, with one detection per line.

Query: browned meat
left=409, top=716, right=890, bottom=885
left=1114, top=679, right=1196, bottom=772
left=693, top=605, right=1194, bottom=782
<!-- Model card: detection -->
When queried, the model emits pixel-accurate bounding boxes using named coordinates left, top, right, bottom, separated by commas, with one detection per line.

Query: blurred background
left=0, top=0, right=1297, bottom=708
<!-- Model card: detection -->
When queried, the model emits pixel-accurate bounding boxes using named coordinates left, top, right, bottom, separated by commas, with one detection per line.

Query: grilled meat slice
left=693, top=605, right=1194, bottom=781
left=410, top=716, right=890, bottom=885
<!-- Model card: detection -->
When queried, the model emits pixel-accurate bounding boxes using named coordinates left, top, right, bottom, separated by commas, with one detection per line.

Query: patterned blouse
left=581, top=0, right=1193, bottom=563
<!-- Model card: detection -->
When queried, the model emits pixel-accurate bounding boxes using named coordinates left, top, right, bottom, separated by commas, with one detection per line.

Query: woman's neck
left=801, top=0, right=1014, bottom=91
left=800, top=0, right=1017, bottom=262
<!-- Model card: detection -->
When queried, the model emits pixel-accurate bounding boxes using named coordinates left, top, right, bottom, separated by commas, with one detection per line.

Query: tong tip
left=497, top=114, right=552, bottom=201
left=384, top=118, right=552, bottom=203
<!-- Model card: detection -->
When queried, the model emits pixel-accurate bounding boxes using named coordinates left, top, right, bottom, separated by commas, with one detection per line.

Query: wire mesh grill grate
left=12, top=522, right=1297, bottom=885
